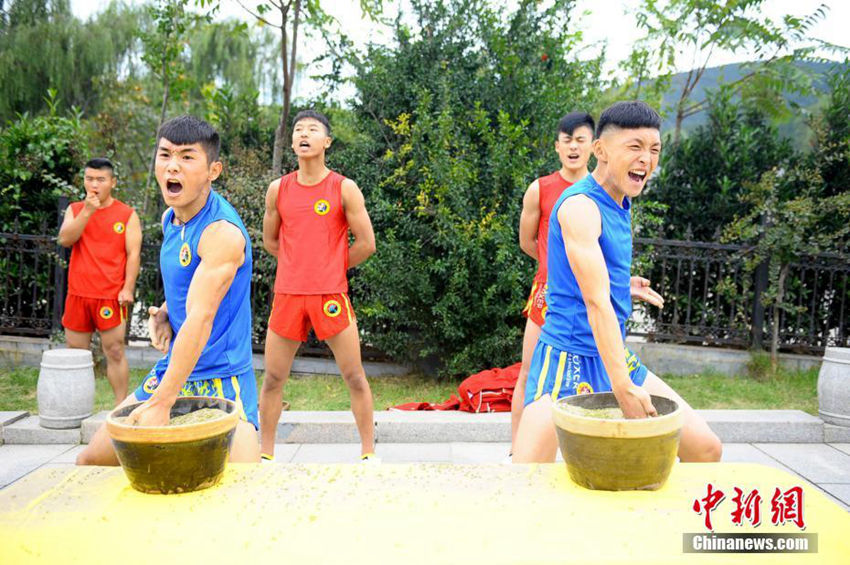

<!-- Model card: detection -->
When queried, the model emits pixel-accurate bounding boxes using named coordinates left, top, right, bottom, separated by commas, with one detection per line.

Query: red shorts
left=267, top=293, right=355, bottom=342
left=62, top=294, right=127, bottom=333
left=521, top=281, right=547, bottom=327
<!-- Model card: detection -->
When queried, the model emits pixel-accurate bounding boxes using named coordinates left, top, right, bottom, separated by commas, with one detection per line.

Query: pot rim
left=552, top=392, right=684, bottom=439
left=106, top=396, right=239, bottom=444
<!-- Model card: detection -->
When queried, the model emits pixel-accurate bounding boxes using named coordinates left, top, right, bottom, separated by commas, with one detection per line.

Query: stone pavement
left=1, top=409, right=849, bottom=512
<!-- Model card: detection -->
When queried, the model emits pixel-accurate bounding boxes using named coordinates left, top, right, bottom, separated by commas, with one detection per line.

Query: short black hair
left=84, top=158, right=114, bottom=175
left=156, top=115, right=221, bottom=162
left=292, top=109, right=331, bottom=136
left=596, top=101, right=661, bottom=137
left=557, top=112, right=595, bottom=138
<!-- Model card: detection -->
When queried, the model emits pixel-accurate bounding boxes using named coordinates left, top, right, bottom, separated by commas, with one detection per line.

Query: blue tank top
left=540, top=174, right=633, bottom=356
left=152, top=190, right=254, bottom=381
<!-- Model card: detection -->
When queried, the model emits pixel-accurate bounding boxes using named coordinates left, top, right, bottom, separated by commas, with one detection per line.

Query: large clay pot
left=37, top=348, right=95, bottom=429
left=106, top=397, right=238, bottom=494
left=818, top=347, right=850, bottom=427
left=552, top=392, right=683, bottom=491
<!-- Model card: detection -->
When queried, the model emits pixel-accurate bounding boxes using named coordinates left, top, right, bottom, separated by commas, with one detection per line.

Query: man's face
left=555, top=125, right=594, bottom=174
left=595, top=127, right=661, bottom=198
left=155, top=139, right=221, bottom=208
left=291, top=118, right=331, bottom=157
left=83, top=168, right=116, bottom=202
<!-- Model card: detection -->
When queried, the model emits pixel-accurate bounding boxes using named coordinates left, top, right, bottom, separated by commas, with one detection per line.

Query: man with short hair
left=77, top=115, right=260, bottom=465
left=513, top=101, right=722, bottom=464
left=58, top=158, right=141, bottom=405
left=260, top=109, right=378, bottom=462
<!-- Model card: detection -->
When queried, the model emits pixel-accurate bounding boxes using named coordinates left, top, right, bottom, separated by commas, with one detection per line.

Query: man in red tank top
left=512, top=113, right=595, bottom=451
left=261, top=110, right=379, bottom=462
left=58, top=158, right=142, bottom=405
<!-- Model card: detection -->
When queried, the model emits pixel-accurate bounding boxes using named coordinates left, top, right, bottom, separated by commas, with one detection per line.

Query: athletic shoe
left=360, top=453, right=382, bottom=464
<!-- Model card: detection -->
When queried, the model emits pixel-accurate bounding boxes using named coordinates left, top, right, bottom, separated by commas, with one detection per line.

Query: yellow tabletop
left=0, top=462, right=847, bottom=564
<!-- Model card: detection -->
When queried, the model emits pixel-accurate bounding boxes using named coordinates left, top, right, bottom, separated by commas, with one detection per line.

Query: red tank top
left=534, top=171, right=573, bottom=283
left=67, top=199, right=134, bottom=298
left=274, top=170, right=349, bottom=294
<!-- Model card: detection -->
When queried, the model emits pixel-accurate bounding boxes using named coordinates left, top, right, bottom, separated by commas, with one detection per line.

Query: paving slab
left=290, top=443, right=363, bottom=463
left=830, top=444, right=850, bottom=457
left=824, top=424, right=850, bottom=443
left=262, top=444, right=300, bottom=463
left=754, top=443, right=850, bottom=484
left=0, top=444, right=75, bottom=488
left=720, top=443, right=795, bottom=475
left=450, top=442, right=511, bottom=464
left=700, top=410, right=823, bottom=442
left=48, top=445, right=86, bottom=464
left=376, top=411, right=510, bottom=443
left=277, top=411, right=362, bottom=443
left=374, top=443, right=452, bottom=463
left=818, top=484, right=850, bottom=509
left=2, top=416, right=81, bottom=444
left=81, top=411, right=108, bottom=443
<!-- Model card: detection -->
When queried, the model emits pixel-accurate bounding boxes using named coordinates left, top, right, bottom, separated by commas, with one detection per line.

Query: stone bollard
left=37, top=348, right=95, bottom=429
left=818, top=346, right=850, bottom=427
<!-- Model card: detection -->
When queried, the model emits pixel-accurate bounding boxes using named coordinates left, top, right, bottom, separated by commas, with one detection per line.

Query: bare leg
left=229, top=420, right=261, bottom=462
left=65, top=329, right=93, bottom=350
left=642, top=372, right=722, bottom=462
left=511, top=317, right=542, bottom=451
left=512, top=395, right=558, bottom=463
left=100, top=324, right=129, bottom=405
left=259, top=329, right=301, bottom=457
left=76, top=393, right=139, bottom=466
left=325, top=320, right=375, bottom=456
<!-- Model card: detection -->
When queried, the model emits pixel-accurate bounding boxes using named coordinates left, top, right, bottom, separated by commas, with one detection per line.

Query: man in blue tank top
left=513, top=101, right=722, bottom=464
left=78, top=116, right=260, bottom=465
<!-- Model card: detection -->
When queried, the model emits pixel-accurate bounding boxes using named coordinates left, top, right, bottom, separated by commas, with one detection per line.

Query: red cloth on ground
left=390, top=363, right=521, bottom=413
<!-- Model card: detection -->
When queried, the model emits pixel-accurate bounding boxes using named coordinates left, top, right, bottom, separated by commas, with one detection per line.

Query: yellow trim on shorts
left=550, top=351, right=567, bottom=401
left=341, top=293, right=353, bottom=323
left=230, top=377, right=248, bottom=421
left=212, top=377, right=225, bottom=398
left=533, top=345, right=553, bottom=401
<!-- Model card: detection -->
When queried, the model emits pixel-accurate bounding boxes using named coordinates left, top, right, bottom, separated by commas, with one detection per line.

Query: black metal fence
left=1, top=227, right=847, bottom=356
left=631, top=238, right=850, bottom=353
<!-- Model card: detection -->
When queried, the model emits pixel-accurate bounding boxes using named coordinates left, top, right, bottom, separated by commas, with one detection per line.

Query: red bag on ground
left=390, top=363, right=521, bottom=412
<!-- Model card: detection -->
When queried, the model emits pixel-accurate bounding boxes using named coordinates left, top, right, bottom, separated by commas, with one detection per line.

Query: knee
left=341, top=368, right=368, bottom=391
left=76, top=448, right=95, bottom=466
left=689, top=433, right=723, bottom=463
left=103, top=341, right=125, bottom=362
left=262, top=369, right=288, bottom=390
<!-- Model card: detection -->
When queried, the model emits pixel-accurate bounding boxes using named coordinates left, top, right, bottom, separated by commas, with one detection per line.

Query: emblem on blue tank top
left=179, top=242, right=192, bottom=267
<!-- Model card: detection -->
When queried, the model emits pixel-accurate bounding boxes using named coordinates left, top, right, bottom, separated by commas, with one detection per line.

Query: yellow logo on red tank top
left=99, top=306, right=114, bottom=320
left=179, top=242, right=192, bottom=267
left=113, top=222, right=125, bottom=234
left=323, top=299, right=342, bottom=318
left=314, top=199, right=331, bottom=216
left=576, top=382, right=594, bottom=395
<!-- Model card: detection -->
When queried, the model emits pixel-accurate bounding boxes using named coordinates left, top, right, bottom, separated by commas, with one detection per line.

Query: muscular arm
left=560, top=196, right=656, bottom=418
left=119, top=211, right=142, bottom=305
left=57, top=204, right=90, bottom=247
left=262, top=180, right=281, bottom=256
left=518, top=180, right=540, bottom=260
left=341, top=178, right=376, bottom=268
left=129, top=221, right=245, bottom=425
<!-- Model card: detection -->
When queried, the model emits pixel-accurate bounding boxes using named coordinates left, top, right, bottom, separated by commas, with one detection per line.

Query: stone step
left=0, top=409, right=836, bottom=445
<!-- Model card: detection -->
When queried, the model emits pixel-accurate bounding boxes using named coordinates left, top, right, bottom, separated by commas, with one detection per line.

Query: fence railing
left=1, top=228, right=847, bottom=356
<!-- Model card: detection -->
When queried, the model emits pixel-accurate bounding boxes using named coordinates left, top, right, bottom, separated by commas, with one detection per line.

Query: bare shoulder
left=559, top=194, right=601, bottom=238
left=341, top=177, right=361, bottom=194
left=199, top=220, right=245, bottom=260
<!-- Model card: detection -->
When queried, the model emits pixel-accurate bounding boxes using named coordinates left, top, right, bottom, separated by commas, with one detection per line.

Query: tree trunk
left=770, top=263, right=789, bottom=373
left=272, top=0, right=301, bottom=177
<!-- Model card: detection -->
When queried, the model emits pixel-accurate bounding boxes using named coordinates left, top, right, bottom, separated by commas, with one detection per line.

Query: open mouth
left=628, top=169, right=647, bottom=183
left=298, top=141, right=310, bottom=149
left=166, top=180, right=183, bottom=195
left=567, top=153, right=580, bottom=161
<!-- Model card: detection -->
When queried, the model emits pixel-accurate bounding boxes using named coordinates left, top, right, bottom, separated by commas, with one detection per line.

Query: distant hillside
left=661, top=60, right=848, bottom=146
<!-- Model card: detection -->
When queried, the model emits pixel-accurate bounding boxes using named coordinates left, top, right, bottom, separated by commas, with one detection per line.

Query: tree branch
left=235, top=0, right=279, bottom=29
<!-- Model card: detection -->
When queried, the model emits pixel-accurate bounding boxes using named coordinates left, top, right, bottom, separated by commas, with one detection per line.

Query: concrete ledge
left=0, top=411, right=30, bottom=444
left=701, top=410, right=824, bottom=443
left=3, top=416, right=81, bottom=444
left=276, top=409, right=826, bottom=444
left=0, top=336, right=409, bottom=376
left=81, top=412, right=108, bottom=444
left=824, top=424, right=850, bottom=443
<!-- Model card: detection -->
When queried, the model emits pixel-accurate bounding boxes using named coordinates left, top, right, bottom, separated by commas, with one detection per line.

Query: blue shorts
left=524, top=341, right=648, bottom=406
left=134, top=367, right=259, bottom=430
